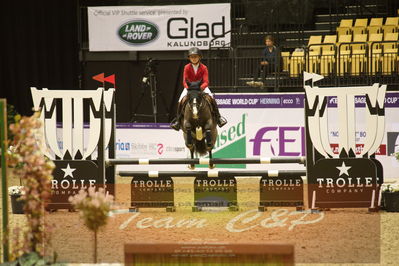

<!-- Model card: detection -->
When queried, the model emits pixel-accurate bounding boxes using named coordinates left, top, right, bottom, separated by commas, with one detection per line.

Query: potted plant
left=8, top=186, right=25, bottom=214
left=382, top=184, right=399, bottom=212
left=69, top=187, right=114, bottom=264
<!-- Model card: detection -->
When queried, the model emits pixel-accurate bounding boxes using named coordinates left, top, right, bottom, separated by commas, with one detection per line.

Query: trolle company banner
left=87, top=4, right=231, bottom=51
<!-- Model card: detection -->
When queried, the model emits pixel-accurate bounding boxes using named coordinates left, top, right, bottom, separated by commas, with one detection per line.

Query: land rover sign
left=88, top=4, right=231, bottom=51
left=118, top=21, right=158, bottom=44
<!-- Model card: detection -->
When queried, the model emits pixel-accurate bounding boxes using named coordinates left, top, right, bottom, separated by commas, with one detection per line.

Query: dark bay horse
left=181, top=82, right=217, bottom=169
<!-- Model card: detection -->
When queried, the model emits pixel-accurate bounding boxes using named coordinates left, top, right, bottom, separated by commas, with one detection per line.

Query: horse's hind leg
left=205, top=129, right=215, bottom=168
left=208, top=150, right=215, bottom=169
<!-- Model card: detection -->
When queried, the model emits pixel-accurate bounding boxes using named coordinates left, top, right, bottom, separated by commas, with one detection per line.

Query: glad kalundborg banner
left=112, top=93, right=399, bottom=180
left=87, top=4, right=231, bottom=51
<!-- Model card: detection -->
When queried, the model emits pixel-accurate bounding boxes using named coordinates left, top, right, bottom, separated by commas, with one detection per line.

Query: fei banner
left=88, top=4, right=231, bottom=51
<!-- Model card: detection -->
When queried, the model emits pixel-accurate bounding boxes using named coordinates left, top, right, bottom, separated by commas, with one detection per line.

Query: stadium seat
left=383, top=17, right=399, bottom=35
left=337, top=34, right=352, bottom=75
left=281, top=51, right=290, bottom=73
left=351, top=34, right=368, bottom=75
left=337, top=19, right=353, bottom=37
left=368, top=18, right=383, bottom=35
left=352, top=18, right=368, bottom=35
left=290, top=35, right=322, bottom=77
left=368, top=33, right=383, bottom=74
left=307, top=35, right=323, bottom=73
left=381, top=32, right=399, bottom=75
left=368, top=25, right=382, bottom=35
left=385, top=17, right=399, bottom=26
left=369, top=18, right=384, bottom=26
left=320, top=35, right=337, bottom=76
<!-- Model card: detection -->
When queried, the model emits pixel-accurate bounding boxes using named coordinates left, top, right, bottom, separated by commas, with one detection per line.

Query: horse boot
left=170, top=100, right=184, bottom=131
left=208, top=96, right=227, bottom=127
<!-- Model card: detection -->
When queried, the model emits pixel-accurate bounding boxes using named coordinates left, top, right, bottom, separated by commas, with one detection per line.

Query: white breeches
left=178, top=87, right=213, bottom=102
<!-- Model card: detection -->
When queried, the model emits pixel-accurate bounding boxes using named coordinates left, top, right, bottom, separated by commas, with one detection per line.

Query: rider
left=170, top=47, right=227, bottom=131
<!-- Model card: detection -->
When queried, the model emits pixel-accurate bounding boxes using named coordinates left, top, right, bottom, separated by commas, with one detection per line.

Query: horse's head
left=186, top=87, right=204, bottom=120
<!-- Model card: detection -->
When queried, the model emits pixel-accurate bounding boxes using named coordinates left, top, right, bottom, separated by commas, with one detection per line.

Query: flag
left=92, top=73, right=104, bottom=83
left=104, top=74, right=115, bottom=85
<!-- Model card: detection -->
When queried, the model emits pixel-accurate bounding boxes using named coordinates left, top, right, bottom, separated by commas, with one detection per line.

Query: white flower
left=382, top=183, right=399, bottom=192
left=8, top=186, right=24, bottom=196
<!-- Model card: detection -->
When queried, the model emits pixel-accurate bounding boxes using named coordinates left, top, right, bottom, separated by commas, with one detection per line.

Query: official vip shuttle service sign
left=88, top=4, right=231, bottom=51
left=31, top=87, right=115, bottom=209
left=304, top=72, right=386, bottom=209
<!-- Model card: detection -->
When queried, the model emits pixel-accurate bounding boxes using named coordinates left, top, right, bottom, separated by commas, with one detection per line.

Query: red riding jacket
left=183, top=63, right=209, bottom=90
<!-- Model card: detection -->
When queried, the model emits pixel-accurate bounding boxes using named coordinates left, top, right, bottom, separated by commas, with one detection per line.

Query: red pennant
left=92, top=73, right=104, bottom=83
left=104, top=74, right=115, bottom=85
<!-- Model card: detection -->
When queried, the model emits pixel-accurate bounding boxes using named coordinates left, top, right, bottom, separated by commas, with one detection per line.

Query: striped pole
left=118, top=170, right=306, bottom=178
left=0, top=99, right=9, bottom=262
left=108, top=156, right=306, bottom=166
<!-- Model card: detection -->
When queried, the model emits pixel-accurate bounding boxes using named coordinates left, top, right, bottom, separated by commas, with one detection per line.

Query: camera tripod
left=131, top=68, right=169, bottom=123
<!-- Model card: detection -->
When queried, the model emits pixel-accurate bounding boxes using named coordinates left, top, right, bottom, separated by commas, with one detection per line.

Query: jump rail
left=108, top=156, right=306, bottom=166
left=117, top=170, right=307, bottom=178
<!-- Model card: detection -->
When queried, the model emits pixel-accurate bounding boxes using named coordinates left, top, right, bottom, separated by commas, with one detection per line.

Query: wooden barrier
left=124, top=242, right=294, bottom=265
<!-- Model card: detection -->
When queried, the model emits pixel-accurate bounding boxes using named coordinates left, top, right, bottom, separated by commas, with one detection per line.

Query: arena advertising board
left=87, top=4, right=231, bottom=51
left=111, top=92, right=399, bottom=180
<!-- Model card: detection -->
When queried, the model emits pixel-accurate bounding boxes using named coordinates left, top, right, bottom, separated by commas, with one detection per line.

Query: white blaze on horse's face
left=192, top=98, right=198, bottom=119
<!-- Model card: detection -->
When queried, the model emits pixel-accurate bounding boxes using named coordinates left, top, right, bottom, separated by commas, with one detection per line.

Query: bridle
left=188, top=94, right=205, bottom=120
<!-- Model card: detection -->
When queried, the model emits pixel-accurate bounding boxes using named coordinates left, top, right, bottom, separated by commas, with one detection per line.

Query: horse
left=181, top=82, right=217, bottom=169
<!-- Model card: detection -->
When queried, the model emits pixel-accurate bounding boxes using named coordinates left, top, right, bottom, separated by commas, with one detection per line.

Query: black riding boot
left=170, top=101, right=183, bottom=131
left=209, top=97, right=227, bottom=127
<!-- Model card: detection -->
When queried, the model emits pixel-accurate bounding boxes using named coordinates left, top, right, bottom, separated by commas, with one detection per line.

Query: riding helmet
left=187, top=47, right=202, bottom=57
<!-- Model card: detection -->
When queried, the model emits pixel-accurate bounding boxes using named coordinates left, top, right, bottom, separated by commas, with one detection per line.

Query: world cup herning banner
left=88, top=4, right=231, bottom=51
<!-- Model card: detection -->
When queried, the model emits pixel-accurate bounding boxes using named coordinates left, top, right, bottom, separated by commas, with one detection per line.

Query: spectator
left=248, top=35, right=280, bottom=87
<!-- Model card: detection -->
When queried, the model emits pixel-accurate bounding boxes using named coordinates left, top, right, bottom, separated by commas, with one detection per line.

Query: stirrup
left=170, top=118, right=181, bottom=131
left=217, top=116, right=227, bottom=127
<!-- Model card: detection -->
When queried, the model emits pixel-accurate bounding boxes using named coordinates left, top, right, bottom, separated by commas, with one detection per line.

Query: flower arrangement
left=382, top=183, right=399, bottom=193
left=8, top=186, right=25, bottom=196
left=69, top=186, right=114, bottom=263
left=7, top=111, right=55, bottom=261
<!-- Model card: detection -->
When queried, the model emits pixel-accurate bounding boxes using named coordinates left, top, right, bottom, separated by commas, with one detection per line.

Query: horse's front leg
left=184, top=121, right=195, bottom=169
left=204, top=120, right=215, bottom=169
left=184, top=122, right=193, bottom=149
left=189, top=149, right=195, bottom=170
left=204, top=120, right=213, bottom=150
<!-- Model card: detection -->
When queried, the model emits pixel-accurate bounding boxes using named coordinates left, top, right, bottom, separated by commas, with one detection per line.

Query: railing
left=208, top=40, right=399, bottom=91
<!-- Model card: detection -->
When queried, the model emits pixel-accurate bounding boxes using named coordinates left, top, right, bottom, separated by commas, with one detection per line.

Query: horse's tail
left=195, top=140, right=208, bottom=156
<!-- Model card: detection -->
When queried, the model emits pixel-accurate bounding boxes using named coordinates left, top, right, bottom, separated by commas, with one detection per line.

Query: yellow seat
left=368, top=33, right=383, bottom=74
left=385, top=17, right=399, bottom=26
left=352, top=18, right=368, bottom=35
left=290, top=36, right=322, bottom=76
left=368, top=25, right=382, bottom=35
left=368, top=17, right=384, bottom=35
left=320, top=35, right=337, bottom=75
left=381, top=33, right=399, bottom=75
left=337, top=19, right=353, bottom=37
left=383, top=17, right=399, bottom=35
left=369, top=18, right=383, bottom=26
left=307, top=36, right=323, bottom=74
left=340, top=19, right=353, bottom=27
left=351, top=34, right=368, bottom=75
left=337, top=34, right=352, bottom=75
left=281, top=52, right=290, bottom=73
left=290, top=50, right=305, bottom=77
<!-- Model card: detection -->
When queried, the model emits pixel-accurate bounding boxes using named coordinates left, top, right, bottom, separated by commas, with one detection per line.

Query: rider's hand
left=260, top=61, right=268, bottom=65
